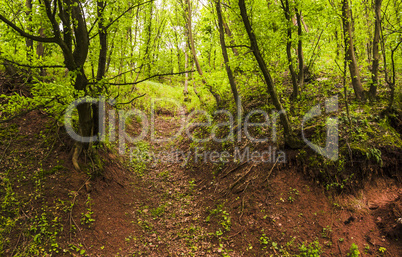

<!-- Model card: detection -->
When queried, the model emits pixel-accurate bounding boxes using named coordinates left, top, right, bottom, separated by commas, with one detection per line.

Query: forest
left=0, top=0, right=402, bottom=255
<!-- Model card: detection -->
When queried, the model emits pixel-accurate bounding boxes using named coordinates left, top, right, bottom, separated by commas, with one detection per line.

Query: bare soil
left=1, top=98, right=402, bottom=256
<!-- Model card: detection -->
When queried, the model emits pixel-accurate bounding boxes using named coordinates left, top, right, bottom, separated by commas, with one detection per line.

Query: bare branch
left=0, top=57, right=65, bottom=69
left=115, top=94, right=146, bottom=106
left=90, top=1, right=154, bottom=40
left=0, top=97, right=57, bottom=124
left=0, top=14, right=57, bottom=43
left=226, top=44, right=251, bottom=49
left=100, top=70, right=196, bottom=86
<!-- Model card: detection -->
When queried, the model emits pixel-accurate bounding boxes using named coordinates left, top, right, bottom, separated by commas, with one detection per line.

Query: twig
left=114, top=93, right=146, bottom=106
left=239, top=182, right=250, bottom=222
left=98, top=70, right=195, bottom=86
left=228, top=229, right=244, bottom=239
left=221, top=161, right=248, bottom=178
left=11, top=233, right=22, bottom=256
left=337, top=241, right=342, bottom=256
left=0, top=57, right=64, bottom=69
left=0, top=138, right=12, bottom=164
left=229, top=164, right=255, bottom=191
left=68, top=177, right=91, bottom=250
left=264, top=157, right=279, bottom=182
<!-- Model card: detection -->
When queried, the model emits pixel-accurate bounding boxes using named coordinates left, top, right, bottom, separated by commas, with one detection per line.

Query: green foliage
left=299, top=240, right=322, bottom=257
left=81, top=195, right=95, bottom=228
left=348, top=243, right=360, bottom=257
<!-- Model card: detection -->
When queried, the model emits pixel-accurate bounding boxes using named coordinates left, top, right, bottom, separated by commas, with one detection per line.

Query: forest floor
left=1, top=74, right=402, bottom=256
left=1, top=106, right=402, bottom=256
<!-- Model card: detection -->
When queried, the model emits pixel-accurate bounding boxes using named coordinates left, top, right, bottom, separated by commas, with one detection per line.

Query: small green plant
left=299, top=240, right=322, bottom=257
left=288, top=187, right=299, bottom=203
left=348, top=243, right=360, bottom=257
left=81, top=195, right=95, bottom=227
left=259, top=233, right=269, bottom=248
left=321, top=225, right=332, bottom=238
left=69, top=243, right=87, bottom=256
left=189, top=179, right=196, bottom=192
left=378, top=246, right=387, bottom=255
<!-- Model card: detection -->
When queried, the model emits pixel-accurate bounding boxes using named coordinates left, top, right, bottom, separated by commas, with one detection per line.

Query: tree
left=341, top=0, right=365, bottom=100
left=238, top=0, right=299, bottom=148
left=369, top=0, right=382, bottom=100
left=295, top=5, right=305, bottom=88
left=183, top=0, right=222, bottom=108
left=280, top=0, right=298, bottom=99
left=215, top=0, right=242, bottom=116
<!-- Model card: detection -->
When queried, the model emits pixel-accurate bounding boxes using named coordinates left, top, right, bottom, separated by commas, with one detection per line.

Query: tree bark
left=238, top=0, right=299, bottom=148
left=223, top=22, right=239, bottom=56
left=184, top=30, right=189, bottom=99
left=369, top=0, right=382, bottom=100
left=25, top=0, right=33, bottom=62
left=280, top=0, right=298, bottom=99
left=92, top=0, right=108, bottom=140
left=341, top=0, right=365, bottom=100
left=295, top=8, right=304, bottom=88
left=185, top=0, right=221, bottom=108
left=216, top=0, right=242, bottom=116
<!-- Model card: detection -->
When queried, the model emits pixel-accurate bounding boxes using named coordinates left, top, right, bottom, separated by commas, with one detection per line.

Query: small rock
left=376, top=217, right=382, bottom=223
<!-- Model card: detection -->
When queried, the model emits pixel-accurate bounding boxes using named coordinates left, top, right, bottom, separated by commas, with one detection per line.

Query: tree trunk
left=280, top=0, right=298, bottom=99
left=223, top=22, right=239, bottom=56
left=295, top=8, right=304, bottom=88
left=25, top=0, right=33, bottom=69
left=184, top=33, right=189, bottom=99
left=92, top=0, right=108, bottom=140
left=369, top=0, right=382, bottom=100
left=36, top=27, right=46, bottom=76
left=216, top=0, right=242, bottom=116
left=185, top=0, right=221, bottom=108
left=238, top=0, right=299, bottom=148
left=341, top=0, right=365, bottom=100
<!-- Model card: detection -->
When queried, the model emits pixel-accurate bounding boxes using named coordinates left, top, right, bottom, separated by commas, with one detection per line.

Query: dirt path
left=73, top=113, right=402, bottom=256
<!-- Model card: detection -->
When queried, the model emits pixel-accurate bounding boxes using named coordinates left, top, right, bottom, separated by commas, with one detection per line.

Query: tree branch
left=90, top=0, right=154, bottom=40
left=0, top=57, right=65, bottom=69
left=0, top=97, right=57, bottom=124
left=226, top=44, right=251, bottom=49
left=0, top=14, right=57, bottom=43
left=91, top=70, right=195, bottom=86
left=115, top=94, right=146, bottom=106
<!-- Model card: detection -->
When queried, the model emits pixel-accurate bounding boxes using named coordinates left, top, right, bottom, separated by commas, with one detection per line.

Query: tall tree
left=295, top=6, right=304, bottom=88
left=341, top=0, right=365, bottom=100
left=369, top=0, right=382, bottom=100
left=238, top=0, right=299, bottom=148
left=280, top=0, right=298, bottom=99
left=215, top=0, right=242, bottom=116
left=184, top=0, right=221, bottom=108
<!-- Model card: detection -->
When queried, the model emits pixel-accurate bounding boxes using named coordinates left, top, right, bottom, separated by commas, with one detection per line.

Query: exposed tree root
left=72, top=143, right=82, bottom=171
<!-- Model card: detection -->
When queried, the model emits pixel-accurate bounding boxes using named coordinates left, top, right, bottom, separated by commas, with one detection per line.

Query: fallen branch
left=239, top=182, right=250, bottom=222
left=264, top=157, right=279, bottom=182
left=229, top=164, right=255, bottom=191
left=221, top=161, right=248, bottom=178
left=68, top=177, right=91, bottom=250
